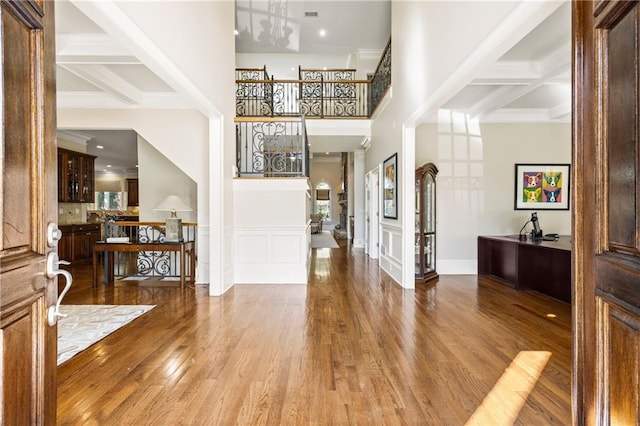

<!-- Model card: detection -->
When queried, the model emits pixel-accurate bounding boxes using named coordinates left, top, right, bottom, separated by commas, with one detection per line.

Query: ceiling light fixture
left=319, top=29, right=326, bottom=37
left=234, top=29, right=239, bottom=36
left=106, top=165, right=112, bottom=168
left=96, top=145, right=104, bottom=149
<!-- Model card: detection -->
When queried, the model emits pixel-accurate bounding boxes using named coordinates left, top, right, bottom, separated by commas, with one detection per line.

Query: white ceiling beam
left=59, top=64, right=143, bottom=105
left=469, top=45, right=570, bottom=118
left=56, top=33, right=134, bottom=57
left=57, top=91, right=191, bottom=110
left=482, top=108, right=570, bottom=123
left=548, top=100, right=571, bottom=120
left=57, top=55, right=140, bottom=65
left=69, top=0, right=220, bottom=117
left=474, top=60, right=541, bottom=83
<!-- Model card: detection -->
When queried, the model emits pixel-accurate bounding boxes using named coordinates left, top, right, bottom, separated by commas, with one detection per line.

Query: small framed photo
left=383, top=153, right=398, bottom=219
left=514, top=163, right=570, bottom=210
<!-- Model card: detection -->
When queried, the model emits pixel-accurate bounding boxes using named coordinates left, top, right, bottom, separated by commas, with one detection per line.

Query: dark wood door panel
left=599, top=295, right=640, bottom=424
left=0, top=0, right=57, bottom=423
left=595, top=254, right=640, bottom=307
left=2, top=5, right=33, bottom=251
left=605, top=5, right=639, bottom=253
left=575, top=0, right=640, bottom=422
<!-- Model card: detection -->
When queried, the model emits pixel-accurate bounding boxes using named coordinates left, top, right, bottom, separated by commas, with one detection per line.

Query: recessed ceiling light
left=234, top=29, right=239, bottom=36
left=106, top=165, right=112, bottom=168
left=325, top=152, right=329, bottom=155
left=96, top=145, right=104, bottom=149
left=319, top=29, right=326, bottom=37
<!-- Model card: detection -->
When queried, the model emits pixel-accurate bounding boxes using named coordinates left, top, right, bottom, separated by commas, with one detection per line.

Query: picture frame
left=383, top=153, right=398, bottom=219
left=514, top=163, right=571, bottom=210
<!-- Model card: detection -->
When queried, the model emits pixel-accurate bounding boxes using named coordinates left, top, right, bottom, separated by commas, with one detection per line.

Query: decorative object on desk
left=514, top=163, right=570, bottom=210
left=383, top=153, right=398, bottom=219
left=106, top=236, right=130, bottom=243
left=518, top=212, right=560, bottom=241
left=153, top=194, right=192, bottom=242
left=57, top=304, right=155, bottom=365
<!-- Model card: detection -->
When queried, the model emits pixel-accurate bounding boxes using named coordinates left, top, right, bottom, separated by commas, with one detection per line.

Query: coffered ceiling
left=55, top=0, right=571, bottom=171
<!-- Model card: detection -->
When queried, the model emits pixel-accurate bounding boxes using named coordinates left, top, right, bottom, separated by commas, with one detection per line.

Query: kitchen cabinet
left=58, top=148, right=97, bottom=202
left=126, top=178, right=139, bottom=206
left=58, top=223, right=101, bottom=261
left=58, top=225, right=73, bottom=261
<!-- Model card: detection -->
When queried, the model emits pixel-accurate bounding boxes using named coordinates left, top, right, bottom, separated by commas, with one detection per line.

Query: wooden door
left=0, top=0, right=58, bottom=424
left=574, top=1, right=640, bottom=423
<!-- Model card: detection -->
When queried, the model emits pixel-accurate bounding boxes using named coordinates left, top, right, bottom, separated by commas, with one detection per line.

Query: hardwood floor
left=57, top=242, right=571, bottom=425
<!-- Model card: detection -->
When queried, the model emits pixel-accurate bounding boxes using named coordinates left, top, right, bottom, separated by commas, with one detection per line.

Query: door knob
left=46, top=251, right=73, bottom=326
left=47, top=222, right=63, bottom=247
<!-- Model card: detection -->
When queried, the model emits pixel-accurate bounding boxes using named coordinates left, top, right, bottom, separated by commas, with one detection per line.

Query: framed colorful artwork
left=514, top=163, right=570, bottom=210
left=383, top=153, right=398, bottom=219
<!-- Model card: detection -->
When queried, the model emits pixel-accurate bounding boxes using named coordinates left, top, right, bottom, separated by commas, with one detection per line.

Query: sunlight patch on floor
left=465, top=350, right=552, bottom=426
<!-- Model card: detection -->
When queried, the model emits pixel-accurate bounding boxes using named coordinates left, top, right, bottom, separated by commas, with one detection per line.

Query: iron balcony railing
left=236, top=38, right=391, bottom=119
left=102, top=221, right=197, bottom=280
left=236, top=116, right=310, bottom=177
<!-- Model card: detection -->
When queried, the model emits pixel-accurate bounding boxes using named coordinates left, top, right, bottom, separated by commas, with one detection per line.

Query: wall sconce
left=153, top=195, right=192, bottom=242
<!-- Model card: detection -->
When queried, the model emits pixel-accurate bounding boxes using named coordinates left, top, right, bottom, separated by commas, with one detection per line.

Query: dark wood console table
left=93, top=241, right=196, bottom=289
left=477, top=235, right=571, bottom=303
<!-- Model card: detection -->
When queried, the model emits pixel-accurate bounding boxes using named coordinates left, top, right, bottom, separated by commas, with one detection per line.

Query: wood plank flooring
left=57, top=242, right=571, bottom=425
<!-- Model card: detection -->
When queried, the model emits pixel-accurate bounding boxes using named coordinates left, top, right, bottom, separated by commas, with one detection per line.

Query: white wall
left=236, top=53, right=353, bottom=79
left=233, top=178, right=310, bottom=284
left=416, top=119, right=571, bottom=274
left=64, top=0, right=236, bottom=294
left=365, top=1, right=564, bottom=287
left=137, top=135, right=197, bottom=223
left=57, top=108, right=209, bottom=282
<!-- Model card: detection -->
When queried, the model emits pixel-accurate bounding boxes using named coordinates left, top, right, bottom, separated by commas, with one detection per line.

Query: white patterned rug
left=311, top=231, right=339, bottom=248
left=57, top=305, right=155, bottom=365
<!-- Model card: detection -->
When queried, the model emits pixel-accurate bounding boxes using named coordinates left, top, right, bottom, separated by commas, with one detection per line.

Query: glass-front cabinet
left=415, top=163, right=438, bottom=284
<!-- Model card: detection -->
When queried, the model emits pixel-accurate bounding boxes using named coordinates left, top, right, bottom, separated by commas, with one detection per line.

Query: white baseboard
left=437, top=259, right=477, bottom=275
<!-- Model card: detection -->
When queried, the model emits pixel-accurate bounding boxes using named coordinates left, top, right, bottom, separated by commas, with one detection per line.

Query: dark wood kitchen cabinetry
left=126, top=178, right=139, bottom=206
left=58, top=148, right=97, bottom=202
left=58, top=225, right=73, bottom=261
left=58, top=223, right=101, bottom=261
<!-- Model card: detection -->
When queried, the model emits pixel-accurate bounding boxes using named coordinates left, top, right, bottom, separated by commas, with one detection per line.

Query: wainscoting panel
left=271, top=235, right=303, bottom=263
left=379, top=223, right=403, bottom=287
left=235, top=228, right=308, bottom=284
left=236, top=235, right=269, bottom=263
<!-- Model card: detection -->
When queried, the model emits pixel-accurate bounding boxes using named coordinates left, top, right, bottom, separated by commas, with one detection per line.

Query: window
left=95, top=191, right=126, bottom=210
left=315, top=183, right=331, bottom=221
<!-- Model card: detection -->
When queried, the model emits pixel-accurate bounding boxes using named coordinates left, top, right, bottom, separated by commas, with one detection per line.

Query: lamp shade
left=153, top=195, right=192, bottom=217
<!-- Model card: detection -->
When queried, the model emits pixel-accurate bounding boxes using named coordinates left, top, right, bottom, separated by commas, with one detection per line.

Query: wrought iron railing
left=236, top=117, right=309, bottom=177
left=369, top=38, right=392, bottom=116
left=235, top=38, right=391, bottom=119
left=236, top=78, right=370, bottom=118
left=103, top=220, right=197, bottom=280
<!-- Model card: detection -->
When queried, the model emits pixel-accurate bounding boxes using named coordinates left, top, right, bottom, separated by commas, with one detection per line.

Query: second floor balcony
left=236, top=39, right=391, bottom=120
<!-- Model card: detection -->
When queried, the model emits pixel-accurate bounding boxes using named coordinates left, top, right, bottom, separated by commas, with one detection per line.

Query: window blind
left=316, top=189, right=330, bottom=200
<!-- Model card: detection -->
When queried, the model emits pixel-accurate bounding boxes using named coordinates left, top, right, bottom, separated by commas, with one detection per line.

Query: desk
left=93, top=241, right=196, bottom=289
left=477, top=235, right=571, bottom=303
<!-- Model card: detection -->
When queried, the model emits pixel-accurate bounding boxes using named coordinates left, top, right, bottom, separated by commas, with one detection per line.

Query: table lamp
left=153, top=195, right=192, bottom=242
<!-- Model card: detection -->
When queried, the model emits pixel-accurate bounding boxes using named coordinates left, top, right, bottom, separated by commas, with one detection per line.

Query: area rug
left=57, top=305, right=155, bottom=365
left=311, top=231, right=339, bottom=248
